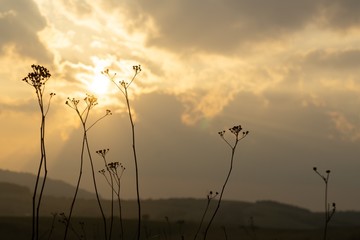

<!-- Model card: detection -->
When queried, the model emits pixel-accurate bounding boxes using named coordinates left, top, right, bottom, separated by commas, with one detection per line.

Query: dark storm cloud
left=109, top=0, right=360, bottom=54
left=0, top=0, right=52, bottom=62
left=119, top=0, right=319, bottom=53
left=303, top=49, right=360, bottom=71
left=321, top=0, right=360, bottom=30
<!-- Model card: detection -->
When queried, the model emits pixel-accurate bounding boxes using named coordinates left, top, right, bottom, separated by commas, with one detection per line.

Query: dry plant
left=313, top=167, right=336, bottom=240
left=203, top=125, right=249, bottom=240
left=103, top=65, right=142, bottom=240
left=97, top=149, right=126, bottom=239
left=64, top=95, right=111, bottom=240
left=193, top=191, right=218, bottom=240
left=22, top=64, right=55, bottom=240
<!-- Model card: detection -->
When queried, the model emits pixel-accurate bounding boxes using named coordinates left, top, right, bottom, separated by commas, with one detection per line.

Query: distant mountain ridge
left=0, top=168, right=94, bottom=199
left=1, top=175, right=360, bottom=229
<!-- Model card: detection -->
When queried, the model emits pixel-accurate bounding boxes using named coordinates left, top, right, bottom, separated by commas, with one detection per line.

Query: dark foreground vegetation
left=1, top=216, right=360, bottom=240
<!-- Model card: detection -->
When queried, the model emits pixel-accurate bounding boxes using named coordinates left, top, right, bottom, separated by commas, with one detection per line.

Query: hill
left=0, top=169, right=94, bottom=199
left=1, top=181, right=360, bottom=229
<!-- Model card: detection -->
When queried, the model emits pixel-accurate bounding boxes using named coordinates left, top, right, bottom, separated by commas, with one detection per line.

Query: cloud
left=321, top=0, right=360, bottom=30
left=328, top=111, right=360, bottom=141
left=0, top=0, right=52, bottom=62
left=303, top=49, right=360, bottom=72
left=115, top=0, right=322, bottom=53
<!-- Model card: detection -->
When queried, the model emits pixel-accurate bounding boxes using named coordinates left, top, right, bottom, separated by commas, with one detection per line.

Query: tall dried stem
left=64, top=96, right=111, bottom=240
left=313, top=167, right=336, bottom=240
left=99, top=157, right=126, bottom=240
left=22, top=65, right=55, bottom=240
left=203, top=125, right=249, bottom=240
left=103, top=65, right=142, bottom=240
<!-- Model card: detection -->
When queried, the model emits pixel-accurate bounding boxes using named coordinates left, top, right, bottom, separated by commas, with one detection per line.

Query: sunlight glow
left=89, top=73, right=110, bottom=95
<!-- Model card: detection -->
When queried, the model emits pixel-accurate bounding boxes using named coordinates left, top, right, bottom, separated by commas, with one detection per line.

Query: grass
left=1, top=216, right=360, bottom=240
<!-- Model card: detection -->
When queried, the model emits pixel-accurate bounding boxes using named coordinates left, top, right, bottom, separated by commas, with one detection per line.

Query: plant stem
left=203, top=141, right=238, bottom=240
left=85, top=135, right=108, bottom=240
left=64, top=131, right=85, bottom=240
left=124, top=87, right=141, bottom=240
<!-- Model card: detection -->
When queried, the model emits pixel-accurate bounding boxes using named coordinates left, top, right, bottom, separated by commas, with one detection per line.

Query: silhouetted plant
left=47, top=212, right=58, bottom=240
left=22, top=64, right=55, bottom=240
left=64, top=95, right=111, bottom=240
left=193, top=191, right=218, bottom=240
left=103, top=65, right=142, bottom=240
left=58, top=212, right=84, bottom=240
left=97, top=149, right=126, bottom=240
left=203, top=125, right=249, bottom=240
left=96, top=149, right=114, bottom=240
left=221, top=226, right=228, bottom=240
left=313, top=167, right=336, bottom=240
left=240, top=216, right=258, bottom=240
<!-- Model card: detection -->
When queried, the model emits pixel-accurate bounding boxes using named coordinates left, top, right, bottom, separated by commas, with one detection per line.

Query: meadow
left=1, top=216, right=360, bottom=240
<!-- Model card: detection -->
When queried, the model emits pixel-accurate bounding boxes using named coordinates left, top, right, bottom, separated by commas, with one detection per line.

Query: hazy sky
left=1, top=0, right=360, bottom=212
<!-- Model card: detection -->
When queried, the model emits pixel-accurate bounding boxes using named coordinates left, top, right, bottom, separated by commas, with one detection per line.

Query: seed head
left=218, top=130, right=226, bottom=137
left=22, top=65, right=51, bottom=91
left=96, top=148, right=110, bottom=158
left=133, top=65, right=141, bottom=73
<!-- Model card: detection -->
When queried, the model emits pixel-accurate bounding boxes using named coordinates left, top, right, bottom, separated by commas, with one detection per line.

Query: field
left=1, top=216, right=360, bottom=240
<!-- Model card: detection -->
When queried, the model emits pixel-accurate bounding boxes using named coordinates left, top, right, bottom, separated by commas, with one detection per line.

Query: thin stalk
left=324, top=178, right=328, bottom=240
left=193, top=192, right=218, bottom=240
left=313, top=167, right=336, bottom=240
left=109, top=169, right=114, bottom=240
left=85, top=136, right=108, bottom=240
left=65, top=97, right=111, bottom=240
left=203, top=144, right=237, bottom=240
left=113, top=166, right=125, bottom=239
left=124, top=87, right=142, bottom=240
left=104, top=66, right=142, bottom=240
left=63, top=130, right=86, bottom=239
left=23, top=65, right=52, bottom=240
left=203, top=126, right=248, bottom=240
left=98, top=150, right=114, bottom=240
left=36, top=112, right=48, bottom=240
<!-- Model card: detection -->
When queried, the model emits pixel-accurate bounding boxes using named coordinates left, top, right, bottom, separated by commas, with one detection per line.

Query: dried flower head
left=22, top=64, right=51, bottom=91
left=218, top=130, right=226, bottom=137
left=84, top=94, right=98, bottom=108
left=207, top=190, right=219, bottom=200
left=107, top=161, right=120, bottom=170
left=133, top=65, right=141, bottom=74
left=229, top=125, right=242, bottom=135
left=96, top=148, right=110, bottom=158
left=65, top=97, right=80, bottom=107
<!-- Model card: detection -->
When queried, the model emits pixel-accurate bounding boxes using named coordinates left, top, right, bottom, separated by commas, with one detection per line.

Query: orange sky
left=1, top=0, right=360, bottom=211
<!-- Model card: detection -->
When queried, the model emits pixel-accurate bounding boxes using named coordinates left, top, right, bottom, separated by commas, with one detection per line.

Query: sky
left=1, top=0, right=360, bottom=212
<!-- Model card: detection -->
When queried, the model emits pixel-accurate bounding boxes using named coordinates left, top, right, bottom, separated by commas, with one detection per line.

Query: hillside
left=0, top=169, right=94, bottom=199
left=1, top=181, right=360, bottom=229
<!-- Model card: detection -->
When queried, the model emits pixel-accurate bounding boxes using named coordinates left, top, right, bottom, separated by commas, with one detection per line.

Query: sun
left=88, top=72, right=110, bottom=95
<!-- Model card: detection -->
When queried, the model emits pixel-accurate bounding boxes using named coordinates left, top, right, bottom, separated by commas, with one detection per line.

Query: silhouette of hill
left=1, top=180, right=360, bottom=229
left=0, top=169, right=94, bottom=199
